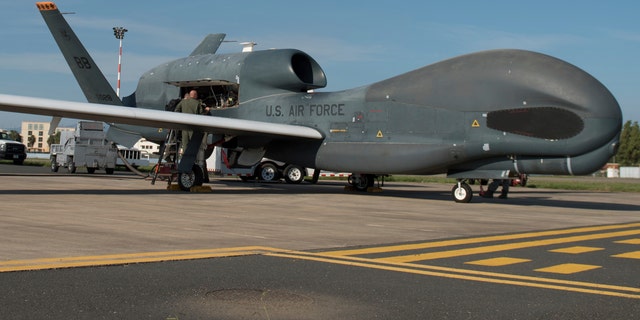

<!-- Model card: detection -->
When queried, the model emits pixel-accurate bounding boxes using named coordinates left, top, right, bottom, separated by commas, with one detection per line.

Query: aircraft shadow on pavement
left=2, top=176, right=638, bottom=212
left=0, top=188, right=160, bottom=196
left=214, top=180, right=640, bottom=212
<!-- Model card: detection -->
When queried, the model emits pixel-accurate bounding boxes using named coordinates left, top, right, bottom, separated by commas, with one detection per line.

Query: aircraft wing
left=0, top=94, right=323, bottom=140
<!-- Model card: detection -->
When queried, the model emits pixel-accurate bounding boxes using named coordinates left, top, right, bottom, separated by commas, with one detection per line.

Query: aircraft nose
left=367, top=49, right=623, bottom=155
left=548, top=53, right=622, bottom=153
left=479, top=49, right=623, bottom=155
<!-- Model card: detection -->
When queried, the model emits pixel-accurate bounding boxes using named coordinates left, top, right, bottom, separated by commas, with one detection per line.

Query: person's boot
left=498, top=192, right=508, bottom=199
left=480, top=190, right=494, bottom=198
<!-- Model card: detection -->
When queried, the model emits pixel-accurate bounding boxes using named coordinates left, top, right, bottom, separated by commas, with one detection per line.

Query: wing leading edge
left=0, top=94, right=324, bottom=140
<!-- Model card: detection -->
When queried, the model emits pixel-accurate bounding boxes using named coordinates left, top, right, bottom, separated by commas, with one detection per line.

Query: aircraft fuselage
left=123, top=48, right=620, bottom=177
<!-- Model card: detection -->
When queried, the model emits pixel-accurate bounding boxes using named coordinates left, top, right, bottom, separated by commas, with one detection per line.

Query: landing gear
left=178, top=164, right=204, bottom=191
left=451, top=181, right=473, bottom=203
left=348, top=174, right=376, bottom=191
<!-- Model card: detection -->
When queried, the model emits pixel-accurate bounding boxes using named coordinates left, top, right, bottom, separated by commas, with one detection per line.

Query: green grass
left=0, top=159, right=49, bottom=166
left=523, top=178, right=640, bottom=193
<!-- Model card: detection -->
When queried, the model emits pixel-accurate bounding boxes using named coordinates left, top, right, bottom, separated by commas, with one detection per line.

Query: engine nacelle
left=240, top=49, right=327, bottom=101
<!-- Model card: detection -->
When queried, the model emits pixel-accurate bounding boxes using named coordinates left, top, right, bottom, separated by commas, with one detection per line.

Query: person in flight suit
left=174, top=89, right=210, bottom=149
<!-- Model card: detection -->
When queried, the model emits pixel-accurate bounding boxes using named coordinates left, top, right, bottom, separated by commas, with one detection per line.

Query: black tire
left=352, top=174, right=375, bottom=191
left=50, top=158, right=59, bottom=172
left=520, top=174, right=528, bottom=187
left=13, top=159, right=24, bottom=165
left=105, top=168, right=115, bottom=175
left=451, top=183, right=473, bottom=203
left=283, top=164, right=305, bottom=184
left=257, top=162, right=280, bottom=181
left=87, top=167, right=96, bottom=174
left=178, top=165, right=204, bottom=191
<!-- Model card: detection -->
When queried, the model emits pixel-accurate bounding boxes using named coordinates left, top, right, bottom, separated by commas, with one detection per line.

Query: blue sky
left=1, top=1, right=638, bottom=129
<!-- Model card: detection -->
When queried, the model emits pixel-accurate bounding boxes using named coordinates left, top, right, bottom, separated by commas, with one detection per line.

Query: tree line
left=5, top=130, right=60, bottom=147
left=617, top=120, right=640, bottom=166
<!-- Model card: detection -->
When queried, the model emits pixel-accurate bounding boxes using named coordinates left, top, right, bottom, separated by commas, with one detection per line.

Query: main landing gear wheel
left=349, top=174, right=375, bottom=191
left=178, top=164, right=204, bottom=191
left=283, top=164, right=305, bottom=184
left=451, top=182, right=473, bottom=203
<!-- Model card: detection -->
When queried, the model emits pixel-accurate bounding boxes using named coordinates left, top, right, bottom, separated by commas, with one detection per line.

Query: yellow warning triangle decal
left=471, top=120, right=480, bottom=127
left=376, top=130, right=384, bottom=138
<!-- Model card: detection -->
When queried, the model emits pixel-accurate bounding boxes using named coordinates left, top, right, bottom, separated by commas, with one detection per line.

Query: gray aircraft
left=0, top=2, right=623, bottom=202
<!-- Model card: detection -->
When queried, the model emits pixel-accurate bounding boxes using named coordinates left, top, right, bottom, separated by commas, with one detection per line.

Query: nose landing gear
left=451, top=180, right=473, bottom=203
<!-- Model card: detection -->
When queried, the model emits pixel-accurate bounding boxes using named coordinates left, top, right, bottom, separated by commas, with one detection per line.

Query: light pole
left=113, top=27, right=128, bottom=98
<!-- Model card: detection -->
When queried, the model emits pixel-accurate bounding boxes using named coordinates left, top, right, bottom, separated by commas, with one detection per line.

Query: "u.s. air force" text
left=266, top=104, right=345, bottom=117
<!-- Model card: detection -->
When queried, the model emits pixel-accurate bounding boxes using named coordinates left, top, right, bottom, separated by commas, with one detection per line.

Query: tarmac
left=1, top=168, right=638, bottom=260
left=1, top=165, right=639, bottom=319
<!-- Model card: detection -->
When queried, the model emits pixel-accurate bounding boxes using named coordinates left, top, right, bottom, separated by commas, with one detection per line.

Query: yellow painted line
left=549, top=246, right=604, bottom=254
left=377, top=228, right=640, bottom=263
left=615, top=238, right=640, bottom=245
left=0, top=246, right=285, bottom=273
left=612, top=251, right=640, bottom=260
left=465, top=257, right=531, bottom=267
left=320, top=222, right=640, bottom=257
left=535, top=263, right=602, bottom=275
left=272, top=250, right=640, bottom=293
left=266, top=251, right=640, bottom=299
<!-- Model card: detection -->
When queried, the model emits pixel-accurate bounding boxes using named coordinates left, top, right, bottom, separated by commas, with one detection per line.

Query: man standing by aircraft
left=174, top=89, right=210, bottom=150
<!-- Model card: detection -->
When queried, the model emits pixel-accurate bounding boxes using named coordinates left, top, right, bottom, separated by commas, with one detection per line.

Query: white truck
left=116, top=145, right=150, bottom=168
left=0, top=129, right=27, bottom=165
left=50, top=121, right=117, bottom=174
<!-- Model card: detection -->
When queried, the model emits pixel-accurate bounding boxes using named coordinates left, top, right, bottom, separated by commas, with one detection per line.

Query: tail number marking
left=73, top=56, right=92, bottom=69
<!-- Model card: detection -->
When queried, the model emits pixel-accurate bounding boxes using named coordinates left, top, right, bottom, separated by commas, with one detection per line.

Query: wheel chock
left=343, top=185, right=382, bottom=192
left=190, top=186, right=212, bottom=193
left=167, top=184, right=182, bottom=191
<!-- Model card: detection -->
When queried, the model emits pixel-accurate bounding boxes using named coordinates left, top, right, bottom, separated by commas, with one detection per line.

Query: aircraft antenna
left=113, top=27, right=128, bottom=97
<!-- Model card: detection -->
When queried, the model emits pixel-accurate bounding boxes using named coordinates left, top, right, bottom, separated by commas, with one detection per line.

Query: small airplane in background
left=0, top=2, right=623, bottom=202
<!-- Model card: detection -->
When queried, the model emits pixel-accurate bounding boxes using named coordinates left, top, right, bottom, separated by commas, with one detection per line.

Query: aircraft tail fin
left=36, top=2, right=122, bottom=106
left=189, top=33, right=226, bottom=56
